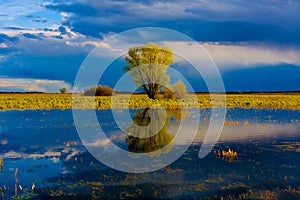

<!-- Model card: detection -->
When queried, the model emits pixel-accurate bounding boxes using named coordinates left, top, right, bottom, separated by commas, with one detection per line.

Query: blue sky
left=0, top=0, right=300, bottom=92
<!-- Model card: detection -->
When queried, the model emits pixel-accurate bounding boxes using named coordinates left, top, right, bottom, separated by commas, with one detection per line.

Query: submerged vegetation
left=0, top=158, right=3, bottom=172
left=214, top=148, right=238, bottom=162
left=0, top=93, right=300, bottom=110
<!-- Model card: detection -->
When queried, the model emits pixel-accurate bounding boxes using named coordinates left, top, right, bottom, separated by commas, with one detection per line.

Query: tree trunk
left=145, top=83, right=161, bottom=99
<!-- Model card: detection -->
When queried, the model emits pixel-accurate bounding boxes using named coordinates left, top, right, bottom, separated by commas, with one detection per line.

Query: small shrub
left=83, top=86, right=114, bottom=96
left=173, top=81, right=187, bottom=99
left=163, top=81, right=187, bottom=99
left=59, top=88, right=67, bottom=94
left=163, top=86, right=176, bottom=100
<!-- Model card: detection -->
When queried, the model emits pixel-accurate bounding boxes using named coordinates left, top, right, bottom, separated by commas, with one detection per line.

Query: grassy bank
left=0, top=93, right=300, bottom=110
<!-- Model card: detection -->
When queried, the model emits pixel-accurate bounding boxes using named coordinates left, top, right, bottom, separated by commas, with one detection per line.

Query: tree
left=59, top=88, right=67, bottom=94
left=124, top=42, right=174, bottom=99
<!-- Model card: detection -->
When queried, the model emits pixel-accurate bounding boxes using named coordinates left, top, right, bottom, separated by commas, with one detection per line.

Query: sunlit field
left=0, top=93, right=300, bottom=110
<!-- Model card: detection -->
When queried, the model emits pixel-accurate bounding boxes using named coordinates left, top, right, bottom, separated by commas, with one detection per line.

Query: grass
left=0, top=93, right=300, bottom=110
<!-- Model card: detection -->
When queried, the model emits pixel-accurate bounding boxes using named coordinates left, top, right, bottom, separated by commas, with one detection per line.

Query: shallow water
left=0, top=108, right=299, bottom=199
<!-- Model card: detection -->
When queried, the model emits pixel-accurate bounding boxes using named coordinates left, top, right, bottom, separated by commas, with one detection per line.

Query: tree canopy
left=59, top=88, right=67, bottom=94
left=124, top=42, right=174, bottom=99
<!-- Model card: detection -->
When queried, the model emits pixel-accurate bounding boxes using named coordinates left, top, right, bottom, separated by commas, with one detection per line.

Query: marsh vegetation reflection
left=125, top=108, right=181, bottom=153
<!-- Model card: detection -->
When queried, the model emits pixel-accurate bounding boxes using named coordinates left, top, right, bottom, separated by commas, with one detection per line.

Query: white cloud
left=84, top=139, right=111, bottom=147
left=0, top=140, right=8, bottom=145
left=195, top=123, right=300, bottom=143
left=0, top=28, right=104, bottom=56
left=69, top=33, right=300, bottom=77
left=85, top=36, right=300, bottom=71
left=65, top=40, right=110, bottom=49
left=204, top=43, right=300, bottom=68
left=65, top=149, right=80, bottom=161
left=0, top=43, right=8, bottom=48
left=2, top=29, right=59, bottom=38
left=2, top=151, right=61, bottom=159
left=163, top=41, right=300, bottom=70
left=0, top=78, right=71, bottom=92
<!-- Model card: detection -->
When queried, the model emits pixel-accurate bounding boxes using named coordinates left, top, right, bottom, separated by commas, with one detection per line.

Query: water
left=0, top=109, right=299, bottom=199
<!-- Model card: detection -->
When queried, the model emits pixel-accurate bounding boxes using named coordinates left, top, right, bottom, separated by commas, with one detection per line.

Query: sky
left=0, top=0, right=300, bottom=92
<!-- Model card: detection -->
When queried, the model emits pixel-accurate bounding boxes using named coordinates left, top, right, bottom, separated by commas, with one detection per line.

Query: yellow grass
left=0, top=93, right=300, bottom=110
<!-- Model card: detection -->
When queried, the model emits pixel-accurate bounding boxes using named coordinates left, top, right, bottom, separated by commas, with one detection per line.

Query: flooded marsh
left=0, top=108, right=299, bottom=199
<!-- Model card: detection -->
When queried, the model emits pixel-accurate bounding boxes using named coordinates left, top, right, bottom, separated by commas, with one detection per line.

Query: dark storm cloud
left=0, top=33, right=19, bottom=43
left=3, top=27, right=26, bottom=30
left=52, top=35, right=63, bottom=39
left=32, top=19, right=48, bottom=23
left=22, top=33, right=41, bottom=39
left=25, top=15, right=34, bottom=18
left=45, top=2, right=99, bottom=17
left=44, top=0, right=300, bottom=44
left=58, top=26, right=67, bottom=34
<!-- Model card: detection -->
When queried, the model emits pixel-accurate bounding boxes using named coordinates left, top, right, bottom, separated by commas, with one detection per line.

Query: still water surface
left=0, top=108, right=299, bottom=199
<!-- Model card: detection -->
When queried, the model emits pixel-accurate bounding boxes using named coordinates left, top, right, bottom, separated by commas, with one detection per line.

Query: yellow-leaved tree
left=124, top=42, right=174, bottom=99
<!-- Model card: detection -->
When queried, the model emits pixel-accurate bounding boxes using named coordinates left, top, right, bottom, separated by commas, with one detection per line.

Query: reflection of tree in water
left=125, top=108, right=180, bottom=153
